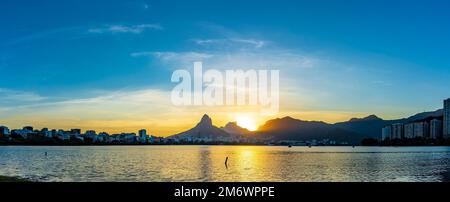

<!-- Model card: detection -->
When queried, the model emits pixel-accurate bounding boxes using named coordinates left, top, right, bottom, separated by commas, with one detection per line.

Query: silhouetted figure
left=225, top=156, right=228, bottom=168
left=45, top=152, right=47, bottom=156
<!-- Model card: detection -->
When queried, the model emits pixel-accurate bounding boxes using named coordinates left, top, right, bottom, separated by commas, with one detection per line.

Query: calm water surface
left=1, top=146, right=450, bottom=182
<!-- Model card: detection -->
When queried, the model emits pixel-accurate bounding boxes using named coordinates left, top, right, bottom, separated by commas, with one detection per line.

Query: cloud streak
left=194, top=38, right=267, bottom=48
left=131, top=51, right=214, bottom=63
left=0, top=88, right=46, bottom=103
left=88, top=24, right=163, bottom=34
left=133, top=49, right=316, bottom=70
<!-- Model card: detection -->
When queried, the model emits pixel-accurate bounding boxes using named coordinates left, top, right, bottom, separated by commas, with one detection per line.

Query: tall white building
left=0, top=126, right=10, bottom=137
left=97, top=132, right=110, bottom=142
left=430, top=119, right=443, bottom=139
left=391, top=124, right=403, bottom=139
left=139, top=129, right=147, bottom=136
left=404, top=123, right=415, bottom=139
left=413, top=122, right=429, bottom=138
left=138, top=129, right=148, bottom=143
left=84, top=130, right=97, bottom=139
left=444, top=98, right=450, bottom=139
left=381, top=126, right=392, bottom=140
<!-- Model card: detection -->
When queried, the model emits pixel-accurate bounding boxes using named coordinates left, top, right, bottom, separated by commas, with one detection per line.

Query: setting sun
left=236, top=116, right=258, bottom=131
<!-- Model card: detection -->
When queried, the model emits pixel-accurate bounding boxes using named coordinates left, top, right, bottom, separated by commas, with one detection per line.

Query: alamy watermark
left=171, top=62, right=279, bottom=115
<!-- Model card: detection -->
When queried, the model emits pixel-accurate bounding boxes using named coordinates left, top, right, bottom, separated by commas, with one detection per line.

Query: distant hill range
left=256, top=116, right=361, bottom=143
left=334, top=109, right=443, bottom=140
left=258, top=109, right=443, bottom=144
left=169, top=109, right=443, bottom=144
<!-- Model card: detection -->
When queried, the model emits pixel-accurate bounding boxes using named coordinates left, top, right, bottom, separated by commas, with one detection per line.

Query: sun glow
left=236, top=116, right=258, bottom=131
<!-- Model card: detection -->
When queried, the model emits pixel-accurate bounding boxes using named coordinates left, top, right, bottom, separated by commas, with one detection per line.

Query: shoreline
left=0, top=175, right=28, bottom=182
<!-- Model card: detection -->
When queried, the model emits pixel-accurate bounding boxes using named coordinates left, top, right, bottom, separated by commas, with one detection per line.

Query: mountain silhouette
left=221, top=122, right=252, bottom=136
left=169, top=114, right=232, bottom=139
left=257, top=109, right=444, bottom=142
left=405, top=109, right=443, bottom=122
left=334, top=115, right=396, bottom=139
left=168, top=109, right=444, bottom=143
left=348, top=114, right=382, bottom=122
left=334, top=109, right=443, bottom=139
left=257, top=116, right=361, bottom=143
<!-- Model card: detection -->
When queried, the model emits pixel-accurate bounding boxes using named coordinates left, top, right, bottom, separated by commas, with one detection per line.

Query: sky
left=1, top=0, right=450, bottom=136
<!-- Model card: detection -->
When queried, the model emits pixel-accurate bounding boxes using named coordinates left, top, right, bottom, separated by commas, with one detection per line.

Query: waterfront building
left=23, top=126, right=33, bottom=131
left=56, top=129, right=64, bottom=135
left=413, top=122, right=429, bottom=138
left=73, top=134, right=84, bottom=141
left=110, top=134, right=120, bottom=142
left=404, top=123, right=415, bottom=139
left=84, top=130, right=97, bottom=139
left=381, top=125, right=392, bottom=141
left=11, top=126, right=36, bottom=139
left=11, top=127, right=38, bottom=139
left=117, top=133, right=136, bottom=143
left=71, top=129, right=81, bottom=135
left=382, top=126, right=390, bottom=140
left=40, top=128, right=52, bottom=138
left=58, top=133, right=71, bottom=140
left=139, top=129, right=147, bottom=136
left=11, top=129, right=33, bottom=139
left=138, top=129, right=148, bottom=143
left=44, top=131, right=53, bottom=138
left=95, top=132, right=109, bottom=142
left=55, top=130, right=70, bottom=140
left=444, top=98, right=450, bottom=138
left=430, top=119, right=443, bottom=139
left=391, top=123, right=403, bottom=139
left=0, top=126, right=10, bottom=137
left=148, top=135, right=163, bottom=143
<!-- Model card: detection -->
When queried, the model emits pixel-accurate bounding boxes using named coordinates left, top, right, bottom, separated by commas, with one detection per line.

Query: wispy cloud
left=88, top=24, right=163, bottom=34
left=134, top=49, right=315, bottom=70
left=194, top=38, right=267, bottom=49
left=131, top=51, right=214, bottom=63
left=231, top=38, right=266, bottom=48
left=192, top=22, right=269, bottom=49
left=4, top=23, right=163, bottom=46
left=0, top=88, right=46, bottom=103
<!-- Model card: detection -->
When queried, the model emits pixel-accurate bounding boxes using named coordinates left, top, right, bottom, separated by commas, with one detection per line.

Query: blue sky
left=1, top=0, right=450, bottom=135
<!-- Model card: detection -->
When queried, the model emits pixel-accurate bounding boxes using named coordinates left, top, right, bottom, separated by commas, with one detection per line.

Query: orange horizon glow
left=235, top=116, right=258, bottom=131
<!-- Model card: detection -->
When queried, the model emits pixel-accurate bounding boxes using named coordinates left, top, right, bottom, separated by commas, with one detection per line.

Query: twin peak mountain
left=169, top=114, right=252, bottom=139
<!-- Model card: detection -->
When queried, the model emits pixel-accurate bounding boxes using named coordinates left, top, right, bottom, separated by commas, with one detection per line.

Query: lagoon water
left=1, top=146, right=450, bottom=182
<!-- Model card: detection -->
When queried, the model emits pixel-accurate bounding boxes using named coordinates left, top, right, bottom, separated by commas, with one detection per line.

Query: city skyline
left=1, top=0, right=450, bottom=136
left=382, top=98, right=449, bottom=141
